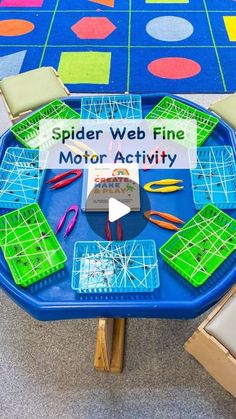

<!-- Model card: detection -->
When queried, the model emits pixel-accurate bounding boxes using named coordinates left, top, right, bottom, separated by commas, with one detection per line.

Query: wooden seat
left=0, top=67, right=69, bottom=122
left=185, top=285, right=236, bottom=398
left=209, top=94, right=236, bottom=130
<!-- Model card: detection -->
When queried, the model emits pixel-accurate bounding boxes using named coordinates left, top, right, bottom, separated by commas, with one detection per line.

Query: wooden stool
left=94, top=318, right=126, bottom=373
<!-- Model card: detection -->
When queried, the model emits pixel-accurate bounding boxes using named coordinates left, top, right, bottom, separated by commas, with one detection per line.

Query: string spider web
left=72, top=240, right=159, bottom=293
left=0, top=147, right=45, bottom=209
left=81, top=95, right=142, bottom=119
left=0, top=204, right=66, bottom=287
left=11, top=99, right=80, bottom=149
left=190, top=146, right=236, bottom=209
left=146, top=96, right=219, bottom=146
left=160, top=205, right=236, bottom=287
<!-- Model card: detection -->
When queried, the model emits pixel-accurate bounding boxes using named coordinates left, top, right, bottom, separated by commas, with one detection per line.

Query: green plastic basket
left=11, top=99, right=80, bottom=149
left=146, top=96, right=219, bottom=146
left=0, top=203, right=67, bottom=287
left=160, top=204, right=236, bottom=287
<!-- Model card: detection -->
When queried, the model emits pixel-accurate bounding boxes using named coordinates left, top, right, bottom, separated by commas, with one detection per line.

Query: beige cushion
left=205, top=293, right=236, bottom=358
left=209, top=94, right=236, bottom=130
left=0, top=67, right=68, bottom=118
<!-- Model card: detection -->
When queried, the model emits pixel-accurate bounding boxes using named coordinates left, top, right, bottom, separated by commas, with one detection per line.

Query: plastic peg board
left=72, top=240, right=159, bottom=293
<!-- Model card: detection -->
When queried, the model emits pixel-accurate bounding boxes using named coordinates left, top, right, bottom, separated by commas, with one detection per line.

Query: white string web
left=0, top=204, right=66, bottom=286
left=190, top=146, right=236, bottom=208
left=0, top=148, right=45, bottom=209
left=161, top=207, right=236, bottom=287
left=72, top=240, right=159, bottom=293
left=81, top=95, right=142, bottom=119
left=146, top=96, right=218, bottom=146
left=11, top=99, right=80, bottom=149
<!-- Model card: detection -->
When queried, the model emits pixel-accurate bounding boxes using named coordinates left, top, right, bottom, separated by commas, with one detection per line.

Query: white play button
left=108, top=198, right=131, bottom=223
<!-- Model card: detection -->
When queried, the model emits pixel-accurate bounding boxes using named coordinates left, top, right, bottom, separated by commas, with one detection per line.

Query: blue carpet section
left=0, top=1, right=236, bottom=92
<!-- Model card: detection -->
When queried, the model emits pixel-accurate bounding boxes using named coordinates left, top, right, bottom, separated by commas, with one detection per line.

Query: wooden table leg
left=94, top=318, right=126, bottom=373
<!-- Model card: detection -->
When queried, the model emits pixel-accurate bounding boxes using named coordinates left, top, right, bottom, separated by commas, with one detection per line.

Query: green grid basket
left=146, top=96, right=219, bottom=147
left=11, top=99, right=80, bottom=149
left=0, top=203, right=67, bottom=287
left=160, top=204, right=236, bottom=287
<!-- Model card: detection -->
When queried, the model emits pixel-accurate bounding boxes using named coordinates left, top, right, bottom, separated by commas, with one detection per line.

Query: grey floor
left=1, top=95, right=236, bottom=419
left=1, top=293, right=236, bottom=419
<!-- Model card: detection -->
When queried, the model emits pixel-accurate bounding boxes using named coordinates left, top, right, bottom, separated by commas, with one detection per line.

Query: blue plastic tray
left=0, top=147, right=45, bottom=209
left=190, top=146, right=236, bottom=210
left=0, top=94, right=236, bottom=320
left=72, top=240, right=159, bottom=293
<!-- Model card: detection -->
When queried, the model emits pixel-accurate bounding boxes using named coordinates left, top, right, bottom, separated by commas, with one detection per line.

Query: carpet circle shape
left=146, top=16, right=194, bottom=42
left=0, top=19, right=35, bottom=37
left=148, top=57, right=201, bottom=79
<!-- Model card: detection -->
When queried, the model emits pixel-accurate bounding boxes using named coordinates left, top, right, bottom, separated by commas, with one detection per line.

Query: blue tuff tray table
left=0, top=94, right=235, bottom=321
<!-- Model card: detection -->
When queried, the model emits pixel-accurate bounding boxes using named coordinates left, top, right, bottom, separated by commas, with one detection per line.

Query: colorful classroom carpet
left=0, top=0, right=236, bottom=93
